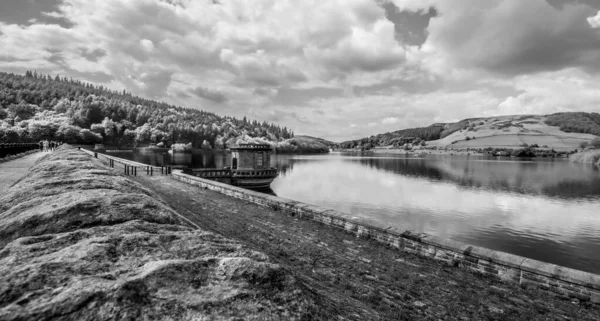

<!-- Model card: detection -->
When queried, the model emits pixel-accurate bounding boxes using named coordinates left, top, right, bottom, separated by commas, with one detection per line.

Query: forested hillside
left=544, top=112, right=600, bottom=136
left=339, top=125, right=444, bottom=149
left=0, top=71, right=295, bottom=150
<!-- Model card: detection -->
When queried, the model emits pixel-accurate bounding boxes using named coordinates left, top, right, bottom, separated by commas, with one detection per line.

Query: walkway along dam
left=1, top=145, right=599, bottom=320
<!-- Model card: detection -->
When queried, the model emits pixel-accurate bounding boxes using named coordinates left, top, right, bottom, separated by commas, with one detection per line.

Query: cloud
left=1, top=0, right=600, bottom=141
left=42, top=11, right=65, bottom=18
left=410, top=0, right=600, bottom=76
left=381, top=117, right=399, bottom=124
left=191, top=86, right=228, bottom=103
left=79, top=48, right=107, bottom=63
left=496, top=68, right=600, bottom=115
left=588, top=10, right=600, bottom=28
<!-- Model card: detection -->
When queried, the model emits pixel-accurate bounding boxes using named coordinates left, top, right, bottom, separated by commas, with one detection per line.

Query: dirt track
left=129, top=172, right=600, bottom=320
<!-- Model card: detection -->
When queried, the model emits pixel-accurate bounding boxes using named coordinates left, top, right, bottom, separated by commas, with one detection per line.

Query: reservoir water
left=106, top=149, right=600, bottom=274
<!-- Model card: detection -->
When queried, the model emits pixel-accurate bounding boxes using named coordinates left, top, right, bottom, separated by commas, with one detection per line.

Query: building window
left=255, top=152, right=263, bottom=167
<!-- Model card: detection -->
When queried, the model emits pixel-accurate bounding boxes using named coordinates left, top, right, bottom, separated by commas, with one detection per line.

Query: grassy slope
left=293, top=135, right=336, bottom=147
left=426, top=114, right=599, bottom=151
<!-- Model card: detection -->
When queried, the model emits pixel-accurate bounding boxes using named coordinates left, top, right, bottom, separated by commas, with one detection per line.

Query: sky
left=1, top=0, right=600, bottom=142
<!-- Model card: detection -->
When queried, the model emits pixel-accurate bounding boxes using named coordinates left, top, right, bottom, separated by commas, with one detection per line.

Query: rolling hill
left=341, top=113, right=600, bottom=152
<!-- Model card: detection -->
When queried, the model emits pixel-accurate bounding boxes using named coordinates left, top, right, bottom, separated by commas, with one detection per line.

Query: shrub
left=591, top=137, right=600, bottom=149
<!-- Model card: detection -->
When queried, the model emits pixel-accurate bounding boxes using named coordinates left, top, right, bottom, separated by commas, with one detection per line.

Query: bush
left=591, top=137, right=600, bottom=149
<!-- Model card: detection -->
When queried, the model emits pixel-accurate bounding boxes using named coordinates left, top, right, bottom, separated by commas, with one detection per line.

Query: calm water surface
left=107, top=149, right=600, bottom=274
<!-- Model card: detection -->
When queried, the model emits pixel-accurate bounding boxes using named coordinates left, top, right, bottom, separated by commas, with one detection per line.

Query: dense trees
left=0, top=71, right=294, bottom=148
left=544, top=112, right=600, bottom=136
left=339, top=125, right=444, bottom=150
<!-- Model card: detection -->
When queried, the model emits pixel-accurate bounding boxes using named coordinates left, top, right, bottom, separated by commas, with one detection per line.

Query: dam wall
left=171, top=170, right=600, bottom=304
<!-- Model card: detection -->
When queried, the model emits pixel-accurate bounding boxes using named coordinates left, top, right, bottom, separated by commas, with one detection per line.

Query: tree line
left=339, top=125, right=444, bottom=150
left=0, top=71, right=294, bottom=149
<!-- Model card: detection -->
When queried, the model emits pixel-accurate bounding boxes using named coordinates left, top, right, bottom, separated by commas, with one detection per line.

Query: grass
left=570, top=149, right=600, bottom=166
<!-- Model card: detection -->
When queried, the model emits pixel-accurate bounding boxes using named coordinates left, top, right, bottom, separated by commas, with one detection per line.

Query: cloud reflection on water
left=271, top=155, right=600, bottom=273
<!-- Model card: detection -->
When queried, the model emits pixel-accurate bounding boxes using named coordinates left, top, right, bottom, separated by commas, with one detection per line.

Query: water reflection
left=271, top=154, right=600, bottom=274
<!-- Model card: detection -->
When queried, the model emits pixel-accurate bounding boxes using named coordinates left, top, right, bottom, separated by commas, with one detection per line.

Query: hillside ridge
left=341, top=113, right=600, bottom=151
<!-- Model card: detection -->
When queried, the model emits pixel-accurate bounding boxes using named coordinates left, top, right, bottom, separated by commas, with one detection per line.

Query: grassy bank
left=570, top=149, right=600, bottom=166
left=0, top=145, right=329, bottom=320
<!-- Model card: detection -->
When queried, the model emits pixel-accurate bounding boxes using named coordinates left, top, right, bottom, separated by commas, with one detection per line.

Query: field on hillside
left=426, top=115, right=598, bottom=151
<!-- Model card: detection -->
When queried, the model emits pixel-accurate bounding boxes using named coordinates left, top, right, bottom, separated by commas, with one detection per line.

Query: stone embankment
left=0, top=146, right=327, bottom=320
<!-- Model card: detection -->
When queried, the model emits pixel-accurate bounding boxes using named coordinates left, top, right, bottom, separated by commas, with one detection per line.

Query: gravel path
left=0, top=151, right=45, bottom=194
left=125, top=173, right=600, bottom=321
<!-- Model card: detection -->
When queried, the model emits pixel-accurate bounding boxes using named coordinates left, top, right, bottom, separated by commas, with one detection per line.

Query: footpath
left=0, top=151, right=45, bottom=193
left=129, top=173, right=600, bottom=320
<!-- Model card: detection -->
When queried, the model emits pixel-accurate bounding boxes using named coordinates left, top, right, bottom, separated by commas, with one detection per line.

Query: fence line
left=79, top=147, right=172, bottom=176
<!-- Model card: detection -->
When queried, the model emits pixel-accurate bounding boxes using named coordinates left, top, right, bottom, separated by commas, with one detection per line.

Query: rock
left=0, top=146, right=325, bottom=320
left=359, top=257, right=372, bottom=264
left=413, top=301, right=427, bottom=308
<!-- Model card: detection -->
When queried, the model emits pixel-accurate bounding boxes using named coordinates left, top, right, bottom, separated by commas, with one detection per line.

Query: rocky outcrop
left=0, top=146, right=323, bottom=320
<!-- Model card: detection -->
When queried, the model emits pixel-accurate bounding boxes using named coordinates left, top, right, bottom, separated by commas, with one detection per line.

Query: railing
left=231, top=144, right=272, bottom=150
left=0, top=143, right=40, bottom=158
left=79, top=148, right=172, bottom=176
left=232, top=168, right=277, bottom=177
left=189, top=169, right=232, bottom=178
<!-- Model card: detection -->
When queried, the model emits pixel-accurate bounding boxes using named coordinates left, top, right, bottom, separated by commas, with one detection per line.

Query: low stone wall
left=172, top=170, right=600, bottom=304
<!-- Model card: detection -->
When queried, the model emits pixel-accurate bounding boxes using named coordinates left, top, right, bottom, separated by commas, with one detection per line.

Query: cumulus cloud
left=406, top=0, right=600, bottom=76
left=496, top=68, right=600, bottom=115
left=588, top=10, right=600, bottom=28
left=41, top=11, right=64, bottom=18
left=1, top=0, right=600, bottom=141
left=191, top=86, right=228, bottom=103
left=381, top=117, right=399, bottom=124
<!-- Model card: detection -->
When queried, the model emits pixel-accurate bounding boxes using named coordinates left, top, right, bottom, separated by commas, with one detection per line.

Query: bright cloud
left=588, top=10, right=600, bottom=28
left=1, top=0, right=600, bottom=141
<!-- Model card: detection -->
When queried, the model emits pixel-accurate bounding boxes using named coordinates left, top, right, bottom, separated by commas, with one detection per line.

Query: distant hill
left=341, top=113, right=600, bottom=151
left=295, top=135, right=337, bottom=147
left=274, top=135, right=335, bottom=154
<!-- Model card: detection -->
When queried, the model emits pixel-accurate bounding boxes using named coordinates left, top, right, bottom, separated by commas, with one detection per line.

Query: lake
left=105, top=148, right=600, bottom=274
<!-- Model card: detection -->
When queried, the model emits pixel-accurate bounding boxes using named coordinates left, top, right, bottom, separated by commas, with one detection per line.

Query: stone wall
left=172, top=170, right=600, bottom=304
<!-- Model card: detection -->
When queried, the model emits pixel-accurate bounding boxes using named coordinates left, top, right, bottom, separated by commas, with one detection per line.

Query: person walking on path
left=38, top=140, right=43, bottom=152
left=43, top=140, right=49, bottom=152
